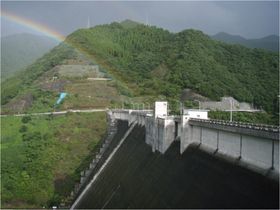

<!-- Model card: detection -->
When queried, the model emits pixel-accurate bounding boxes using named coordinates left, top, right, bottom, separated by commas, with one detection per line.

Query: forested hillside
left=2, top=20, right=279, bottom=116
left=1, top=33, right=58, bottom=81
left=66, top=20, right=278, bottom=114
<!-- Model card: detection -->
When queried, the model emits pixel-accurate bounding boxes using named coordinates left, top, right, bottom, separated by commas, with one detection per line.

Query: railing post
left=271, top=140, right=274, bottom=169
left=200, top=127, right=202, bottom=144
left=239, top=134, right=243, bottom=159
left=216, top=130, right=219, bottom=152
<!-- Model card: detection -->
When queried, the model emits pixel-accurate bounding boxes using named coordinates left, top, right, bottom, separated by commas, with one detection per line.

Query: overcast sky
left=1, top=1, right=279, bottom=39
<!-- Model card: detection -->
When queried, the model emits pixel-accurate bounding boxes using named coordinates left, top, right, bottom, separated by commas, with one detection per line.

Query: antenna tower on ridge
left=87, top=16, right=90, bottom=28
left=146, top=13, right=149, bottom=26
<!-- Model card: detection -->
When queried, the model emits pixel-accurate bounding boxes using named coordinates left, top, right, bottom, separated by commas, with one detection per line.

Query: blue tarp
left=56, top=92, right=67, bottom=105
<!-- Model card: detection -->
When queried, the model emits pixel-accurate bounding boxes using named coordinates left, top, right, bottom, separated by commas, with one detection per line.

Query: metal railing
left=189, top=118, right=279, bottom=133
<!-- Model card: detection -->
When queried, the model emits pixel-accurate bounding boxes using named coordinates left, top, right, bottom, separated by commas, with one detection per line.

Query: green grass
left=62, top=80, right=121, bottom=109
left=1, top=112, right=107, bottom=208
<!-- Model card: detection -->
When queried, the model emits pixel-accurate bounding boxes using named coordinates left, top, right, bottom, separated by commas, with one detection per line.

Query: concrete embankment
left=74, top=121, right=279, bottom=209
left=72, top=119, right=129, bottom=201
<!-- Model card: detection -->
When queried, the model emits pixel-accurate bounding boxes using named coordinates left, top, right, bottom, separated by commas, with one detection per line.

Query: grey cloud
left=1, top=1, right=279, bottom=39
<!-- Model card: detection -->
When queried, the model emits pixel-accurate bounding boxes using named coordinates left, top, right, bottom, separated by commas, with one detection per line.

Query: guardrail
left=189, top=118, right=279, bottom=133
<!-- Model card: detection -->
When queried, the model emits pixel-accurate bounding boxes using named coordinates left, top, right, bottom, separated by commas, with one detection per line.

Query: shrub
left=22, top=116, right=31, bottom=124
left=19, top=125, right=28, bottom=133
left=22, top=131, right=42, bottom=142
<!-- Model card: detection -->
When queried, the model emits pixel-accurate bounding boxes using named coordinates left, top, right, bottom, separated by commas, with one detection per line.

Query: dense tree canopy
left=66, top=21, right=278, bottom=114
left=2, top=20, right=279, bottom=115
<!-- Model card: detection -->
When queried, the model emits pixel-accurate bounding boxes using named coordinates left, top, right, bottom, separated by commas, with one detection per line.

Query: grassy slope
left=1, top=43, right=76, bottom=106
left=1, top=112, right=106, bottom=208
left=63, top=80, right=119, bottom=109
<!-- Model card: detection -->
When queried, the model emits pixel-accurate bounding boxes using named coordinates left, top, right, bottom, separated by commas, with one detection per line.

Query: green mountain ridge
left=120, top=19, right=141, bottom=28
left=1, top=21, right=279, bottom=116
left=65, top=22, right=278, bottom=113
left=211, top=32, right=279, bottom=52
left=1, top=33, right=59, bottom=81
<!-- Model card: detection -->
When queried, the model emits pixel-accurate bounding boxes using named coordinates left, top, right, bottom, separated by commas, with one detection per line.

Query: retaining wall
left=183, top=119, right=279, bottom=172
left=111, top=110, right=279, bottom=174
left=145, top=116, right=176, bottom=153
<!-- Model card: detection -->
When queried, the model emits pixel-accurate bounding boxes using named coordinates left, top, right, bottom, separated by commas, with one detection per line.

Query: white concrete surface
left=242, top=135, right=273, bottom=169
left=154, top=101, right=168, bottom=118
left=183, top=109, right=209, bottom=119
left=218, top=131, right=241, bottom=158
left=201, top=128, right=217, bottom=150
left=273, top=141, right=279, bottom=172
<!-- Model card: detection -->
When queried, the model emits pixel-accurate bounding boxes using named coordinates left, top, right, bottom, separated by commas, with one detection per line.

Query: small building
left=183, top=109, right=209, bottom=119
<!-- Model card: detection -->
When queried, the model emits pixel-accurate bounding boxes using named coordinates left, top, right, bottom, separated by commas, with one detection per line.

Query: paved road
left=87, top=78, right=112, bottom=81
left=0, top=109, right=107, bottom=117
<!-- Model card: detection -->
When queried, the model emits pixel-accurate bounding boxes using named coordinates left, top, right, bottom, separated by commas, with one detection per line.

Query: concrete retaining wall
left=72, top=112, right=118, bottom=200
left=111, top=110, right=279, bottom=174
left=274, top=141, right=279, bottom=172
left=218, top=131, right=241, bottom=158
left=182, top=123, right=279, bottom=172
left=145, top=116, right=176, bottom=153
left=111, top=110, right=149, bottom=126
left=112, top=110, right=176, bottom=154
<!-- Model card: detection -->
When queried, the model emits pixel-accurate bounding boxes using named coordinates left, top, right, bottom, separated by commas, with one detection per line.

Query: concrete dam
left=71, top=104, right=279, bottom=209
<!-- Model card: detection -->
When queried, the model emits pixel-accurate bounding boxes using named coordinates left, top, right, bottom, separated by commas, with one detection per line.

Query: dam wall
left=183, top=119, right=279, bottom=172
left=73, top=123, right=279, bottom=209
left=111, top=109, right=279, bottom=174
left=145, top=116, right=176, bottom=153
left=112, top=110, right=176, bottom=154
left=111, top=110, right=147, bottom=126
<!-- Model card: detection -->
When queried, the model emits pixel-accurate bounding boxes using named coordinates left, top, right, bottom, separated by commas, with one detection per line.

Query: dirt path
left=0, top=109, right=108, bottom=117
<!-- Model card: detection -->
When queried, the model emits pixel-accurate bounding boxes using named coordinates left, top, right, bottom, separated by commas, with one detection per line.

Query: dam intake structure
left=71, top=102, right=279, bottom=209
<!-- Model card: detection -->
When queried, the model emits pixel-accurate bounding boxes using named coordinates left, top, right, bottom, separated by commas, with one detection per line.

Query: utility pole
left=230, top=99, right=233, bottom=122
left=180, top=101, right=183, bottom=115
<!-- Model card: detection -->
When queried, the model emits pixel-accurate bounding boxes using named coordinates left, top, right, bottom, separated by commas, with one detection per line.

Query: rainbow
left=1, top=10, right=96, bottom=60
left=2, top=10, right=66, bottom=42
